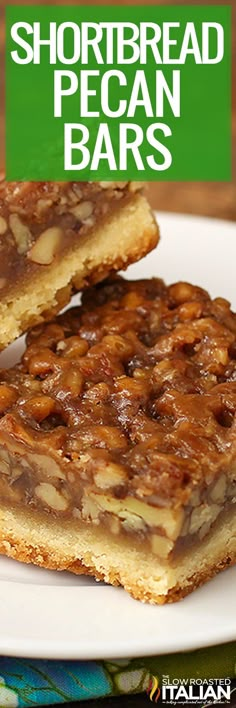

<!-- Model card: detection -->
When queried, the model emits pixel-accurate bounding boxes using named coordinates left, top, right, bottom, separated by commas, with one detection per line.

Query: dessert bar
left=0, top=180, right=158, bottom=349
left=0, top=276, right=236, bottom=603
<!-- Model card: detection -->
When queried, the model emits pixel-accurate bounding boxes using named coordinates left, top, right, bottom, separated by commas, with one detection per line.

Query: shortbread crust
left=0, top=503, right=235, bottom=603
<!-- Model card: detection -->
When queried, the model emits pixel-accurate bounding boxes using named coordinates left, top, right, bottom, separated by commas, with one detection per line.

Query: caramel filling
left=0, top=440, right=235, bottom=562
left=0, top=181, right=142, bottom=295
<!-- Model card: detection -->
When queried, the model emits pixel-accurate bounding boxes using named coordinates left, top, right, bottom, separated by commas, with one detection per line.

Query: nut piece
left=62, top=336, right=89, bottom=358
left=151, top=534, right=174, bottom=558
left=189, top=503, right=221, bottom=535
left=0, top=460, right=10, bottom=475
left=81, top=495, right=100, bottom=524
left=9, top=213, right=31, bottom=254
left=190, top=489, right=201, bottom=507
left=209, top=475, right=226, bottom=503
left=0, top=385, right=18, bottom=413
left=0, top=216, right=7, bottom=235
left=73, top=507, right=82, bottom=519
left=60, top=369, right=83, bottom=397
left=98, top=182, right=128, bottom=189
left=180, top=515, right=190, bottom=537
left=121, top=512, right=146, bottom=533
left=198, top=520, right=212, bottom=540
left=27, top=227, right=63, bottom=265
left=94, top=463, right=127, bottom=491
left=27, top=453, right=66, bottom=480
left=0, top=449, right=10, bottom=464
left=70, top=201, right=93, bottom=221
left=128, top=182, right=144, bottom=192
left=35, top=482, right=68, bottom=511
left=89, top=492, right=184, bottom=540
left=22, top=396, right=55, bottom=422
left=11, top=465, right=23, bottom=480
left=36, top=199, right=53, bottom=216
left=72, top=184, right=82, bottom=199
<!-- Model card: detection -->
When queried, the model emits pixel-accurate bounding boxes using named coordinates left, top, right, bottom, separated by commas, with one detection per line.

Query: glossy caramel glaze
left=1, top=276, right=236, bottom=506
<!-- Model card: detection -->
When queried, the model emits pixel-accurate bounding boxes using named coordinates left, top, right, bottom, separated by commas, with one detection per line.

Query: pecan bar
left=0, top=180, right=158, bottom=349
left=0, top=276, right=236, bottom=604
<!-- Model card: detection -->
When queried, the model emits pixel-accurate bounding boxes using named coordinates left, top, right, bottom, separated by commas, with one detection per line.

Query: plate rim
left=0, top=211, right=235, bottom=659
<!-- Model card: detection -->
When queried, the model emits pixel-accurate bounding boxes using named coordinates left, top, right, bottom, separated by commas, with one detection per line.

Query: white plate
left=0, top=212, right=236, bottom=660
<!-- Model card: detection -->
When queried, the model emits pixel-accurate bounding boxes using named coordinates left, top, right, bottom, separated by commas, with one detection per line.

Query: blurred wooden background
left=0, top=0, right=235, bottom=220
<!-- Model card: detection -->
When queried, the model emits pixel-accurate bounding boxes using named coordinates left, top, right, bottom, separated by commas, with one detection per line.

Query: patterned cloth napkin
left=0, top=642, right=235, bottom=706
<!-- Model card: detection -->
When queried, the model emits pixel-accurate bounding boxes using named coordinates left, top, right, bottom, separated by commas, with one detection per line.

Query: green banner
left=6, top=5, right=231, bottom=181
